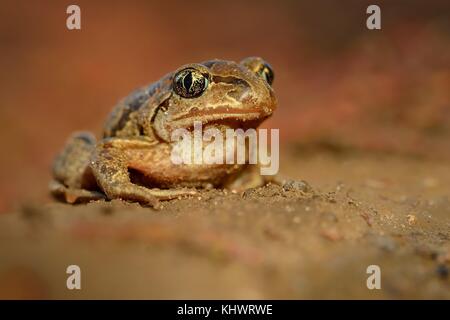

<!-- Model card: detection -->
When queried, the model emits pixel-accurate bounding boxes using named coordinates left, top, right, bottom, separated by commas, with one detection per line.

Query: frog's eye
left=173, top=68, right=209, bottom=98
left=256, top=63, right=274, bottom=85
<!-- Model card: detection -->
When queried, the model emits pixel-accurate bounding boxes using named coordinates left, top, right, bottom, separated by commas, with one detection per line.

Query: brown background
left=0, top=0, right=449, bottom=211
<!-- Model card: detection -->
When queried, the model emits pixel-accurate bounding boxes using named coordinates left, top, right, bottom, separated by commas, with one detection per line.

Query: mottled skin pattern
left=50, top=57, right=277, bottom=207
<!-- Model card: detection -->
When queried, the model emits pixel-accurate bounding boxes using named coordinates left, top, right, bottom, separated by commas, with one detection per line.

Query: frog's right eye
left=256, top=63, right=274, bottom=86
left=173, top=68, right=209, bottom=99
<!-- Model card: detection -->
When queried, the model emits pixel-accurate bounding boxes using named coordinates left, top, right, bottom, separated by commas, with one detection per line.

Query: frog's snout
left=225, top=82, right=251, bottom=102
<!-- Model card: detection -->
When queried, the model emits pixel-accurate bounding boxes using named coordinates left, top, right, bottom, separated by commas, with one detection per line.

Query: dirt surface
left=1, top=1, right=449, bottom=212
left=0, top=147, right=449, bottom=299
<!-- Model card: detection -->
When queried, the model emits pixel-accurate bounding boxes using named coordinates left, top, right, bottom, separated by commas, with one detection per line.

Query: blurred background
left=0, top=0, right=449, bottom=212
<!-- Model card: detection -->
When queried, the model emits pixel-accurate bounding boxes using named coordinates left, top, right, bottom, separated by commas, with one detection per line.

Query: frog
left=50, top=57, right=277, bottom=207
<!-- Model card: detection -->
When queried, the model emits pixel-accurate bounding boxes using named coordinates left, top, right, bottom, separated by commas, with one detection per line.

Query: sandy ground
left=0, top=146, right=449, bottom=299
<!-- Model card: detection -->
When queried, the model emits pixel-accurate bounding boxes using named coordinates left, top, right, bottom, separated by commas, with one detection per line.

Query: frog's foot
left=223, top=165, right=285, bottom=192
left=97, top=183, right=197, bottom=208
left=223, top=165, right=266, bottom=192
left=90, top=138, right=198, bottom=208
left=49, top=180, right=106, bottom=204
left=102, top=183, right=162, bottom=207
left=89, top=139, right=158, bottom=207
left=143, top=188, right=197, bottom=201
left=263, top=174, right=285, bottom=186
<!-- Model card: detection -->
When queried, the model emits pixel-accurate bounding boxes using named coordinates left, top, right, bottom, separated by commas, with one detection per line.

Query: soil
left=0, top=146, right=449, bottom=299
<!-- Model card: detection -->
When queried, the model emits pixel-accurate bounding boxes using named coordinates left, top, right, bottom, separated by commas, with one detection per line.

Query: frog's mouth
left=169, top=106, right=273, bottom=131
left=152, top=101, right=275, bottom=143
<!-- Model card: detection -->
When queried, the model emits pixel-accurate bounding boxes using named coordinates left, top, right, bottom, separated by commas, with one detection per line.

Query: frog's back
left=103, top=73, right=173, bottom=138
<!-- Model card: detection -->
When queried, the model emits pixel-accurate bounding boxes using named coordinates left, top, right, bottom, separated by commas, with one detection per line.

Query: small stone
left=406, top=214, right=417, bottom=225
left=326, top=194, right=337, bottom=203
left=282, top=180, right=312, bottom=193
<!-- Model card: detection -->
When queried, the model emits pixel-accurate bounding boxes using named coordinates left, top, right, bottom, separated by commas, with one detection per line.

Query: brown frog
left=50, top=57, right=277, bottom=207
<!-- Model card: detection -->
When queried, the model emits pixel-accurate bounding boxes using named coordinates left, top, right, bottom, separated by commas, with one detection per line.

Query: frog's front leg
left=51, top=132, right=106, bottom=203
left=90, top=138, right=196, bottom=206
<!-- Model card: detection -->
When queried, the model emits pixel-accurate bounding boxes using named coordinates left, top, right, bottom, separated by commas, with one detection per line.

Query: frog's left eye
left=256, top=63, right=274, bottom=85
left=173, top=68, right=209, bottom=98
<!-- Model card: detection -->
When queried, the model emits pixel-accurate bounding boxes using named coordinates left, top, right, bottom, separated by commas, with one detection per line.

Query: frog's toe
left=145, top=188, right=197, bottom=201
left=49, top=180, right=106, bottom=204
left=101, top=184, right=160, bottom=208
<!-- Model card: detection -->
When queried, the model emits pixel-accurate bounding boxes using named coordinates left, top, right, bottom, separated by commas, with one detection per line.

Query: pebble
left=282, top=180, right=312, bottom=193
left=406, top=214, right=417, bottom=225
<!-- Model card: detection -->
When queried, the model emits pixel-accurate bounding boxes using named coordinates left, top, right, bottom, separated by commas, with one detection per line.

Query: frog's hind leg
left=90, top=138, right=197, bottom=207
left=51, top=132, right=106, bottom=203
